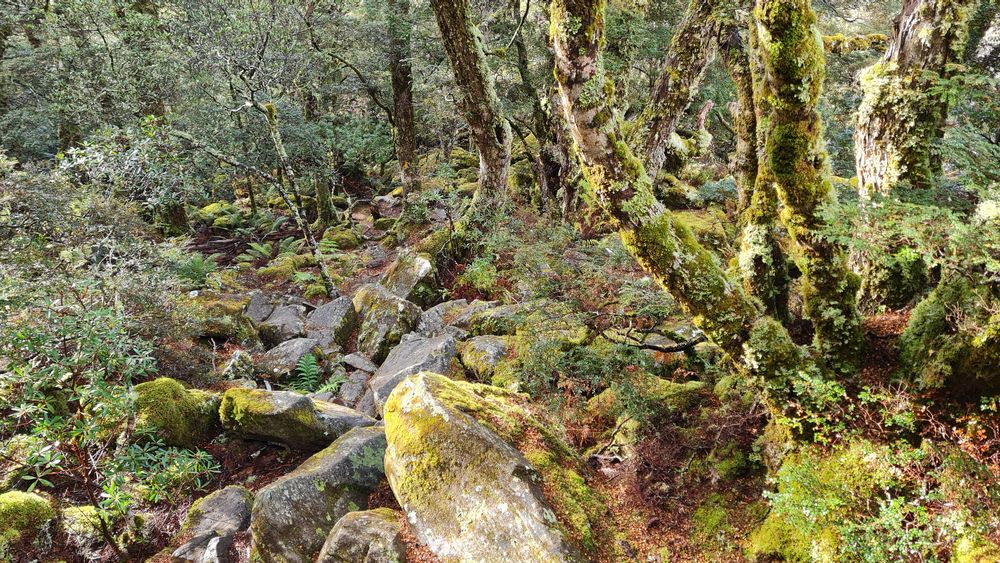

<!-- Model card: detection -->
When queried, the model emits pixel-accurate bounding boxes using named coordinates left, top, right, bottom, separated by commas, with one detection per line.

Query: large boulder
left=172, top=485, right=253, bottom=562
left=370, top=333, right=459, bottom=415
left=306, top=297, right=358, bottom=351
left=134, top=377, right=220, bottom=449
left=259, top=304, right=307, bottom=347
left=384, top=372, right=602, bottom=562
left=219, top=388, right=374, bottom=450
left=352, top=285, right=421, bottom=363
left=250, top=426, right=388, bottom=563
left=316, top=508, right=405, bottom=563
left=335, top=370, right=371, bottom=410
left=256, top=338, right=322, bottom=381
left=245, top=291, right=277, bottom=324
left=380, top=251, right=437, bottom=306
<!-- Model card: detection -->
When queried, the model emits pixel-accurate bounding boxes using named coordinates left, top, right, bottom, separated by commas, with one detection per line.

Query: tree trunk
left=854, top=0, right=975, bottom=309
left=965, top=0, right=997, bottom=65
left=754, top=0, right=863, bottom=374
left=550, top=0, right=806, bottom=405
left=634, top=0, right=719, bottom=177
left=428, top=0, right=512, bottom=205
left=388, top=0, right=419, bottom=200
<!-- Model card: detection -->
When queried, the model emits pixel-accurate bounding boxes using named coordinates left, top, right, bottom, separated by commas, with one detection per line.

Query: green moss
left=323, top=227, right=361, bottom=250
left=135, top=377, right=220, bottom=449
left=0, top=491, right=55, bottom=547
left=522, top=448, right=604, bottom=554
left=692, top=493, right=732, bottom=550
left=63, top=505, right=101, bottom=541
left=373, top=217, right=396, bottom=231
left=184, top=292, right=256, bottom=342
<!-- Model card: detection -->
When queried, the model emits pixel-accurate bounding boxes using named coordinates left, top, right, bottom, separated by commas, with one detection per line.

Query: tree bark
left=853, top=0, right=975, bottom=309
left=754, top=0, right=863, bottom=374
left=550, top=0, right=806, bottom=404
left=633, top=0, right=719, bottom=177
left=429, top=0, right=512, bottom=205
left=388, top=0, right=419, bottom=199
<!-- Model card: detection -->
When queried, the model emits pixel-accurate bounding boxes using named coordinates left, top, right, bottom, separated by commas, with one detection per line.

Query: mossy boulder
left=384, top=372, right=606, bottom=562
left=192, top=201, right=244, bottom=229
left=250, top=426, right=387, bottom=563
left=460, top=335, right=510, bottom=381
left=0, top=491, right=55, bottom=550
left=316, top=508, right=405, bottom=563
left=171, top=485, right=253, bottom=562
left=586, top=377, right=707, bottom=426
left=219, top=388, right=375, bottom=451
left=352, top=284, right=421, bottom=363
left=899, top=277, right=1000, bottom=397
left=323, top=227, right=361, bottom=250
left=448, top=147, right=479, bottom=170
left=380, top=251, right=438, bottom=306
left=135, top=377, right=221, bottom=449
left=63, top=505, right=102, bottom=548
left=184, top=291, right=257, bottom=344
left=469, top=300, right=588, bottom=344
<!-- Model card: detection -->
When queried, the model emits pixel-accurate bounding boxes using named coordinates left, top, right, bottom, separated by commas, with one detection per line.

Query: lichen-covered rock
left=134, top=377, right=221, bottom=449
left=343, top=353, right=378, bottom=374
left=352, top=284, right=421, bottom=363
left=416, top=299, right=497, bottom=337
left=256, top=338, right=321, bottom=381
left=316, top=508, right=405, bottom=563
left=460, top=335, right=510, bottom=381
left=371, top=334, right=459, bottom=416
left=259, top=304, right=307, bottom=347
left=219, top=388, right=374, bottom=451
left=469, top=300, right=587, bottom=344
left=0, top=491, right=55, bottom=550
left=221, top=349, right=255, bottom=380
left=186, top=291, right=257, bottom=343
left=250, top=426, right=387, bottom=563
left=306, top=297, right=358, bottom=351
left=384, top=372, right=598, bottom=562
left=172, top=485, right=253, bottom=562
left=380, top=251, right=437, bottom=306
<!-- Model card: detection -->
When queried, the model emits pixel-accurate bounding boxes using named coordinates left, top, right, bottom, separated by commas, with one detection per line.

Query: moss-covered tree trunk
left=754, top=0, right=862, bottom=374
left=633, top=0, right=718, bottom=177
left=967, top=0, right=999, bottom=67
left=550, top=0, right=810, bottom=405
left=854, top=0, right=975, bottom=309
left=429, top=0, right=512, bottom=204
left=388, top=0, right=419, bottom=199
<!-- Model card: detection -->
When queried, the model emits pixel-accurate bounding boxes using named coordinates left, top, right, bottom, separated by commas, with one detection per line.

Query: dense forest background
left=1, top=0, right=999, bottom=561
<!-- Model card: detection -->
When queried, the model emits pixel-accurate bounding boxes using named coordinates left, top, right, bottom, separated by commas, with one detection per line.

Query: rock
left=172, top=486, right=253, bottom=562
left=460, top=335, right=510, bottom=381
left=259, top=304, right=306, bottom=347
left=134, top=377, right=220, bottom=449
left=380, top=251, right=437, bottom=306
left=383, top=373, right=591, bottom=562
left=336, top=370, right=370, bottom=409
left=187, top=292, right=257, bottom=343
left=221, top=350, right=255, bottom=380
left=352, top=284, right=421, bottom=363
left=586, top=377, right=707, bottom=426
left=284, top=295, right=319, bottom=311
left=0, top=491, right=55, bottom=548
left=306, top=297, right=358, bottom=351
left=323, top=227, right=361, bottom=250
left=356, top=389, right=377, bottom=418
left=362, top=246, right=388, bottom=269
left=219, top=388, right=375, bottom=451
left=250, top=426, right=387, bottom=563
left=256, top=338, right=321, bottom=381
left=416, top=299, right=497, bottom=336
left=343, top=353, right=378, bottom=373
left=246, top=291, right=276, bottom=324
left=316, top=508, right=405, bottom=563
left=371, top=334, right=459, bottom=415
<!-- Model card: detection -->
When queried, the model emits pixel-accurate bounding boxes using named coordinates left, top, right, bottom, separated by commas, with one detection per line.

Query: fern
left=236, top=241, right=274, bottom=264
left=288, top=353, right=321, bottom=392
left=276, top=236, right=302, bottom=257
left=316, top=373, right=347, bottom=394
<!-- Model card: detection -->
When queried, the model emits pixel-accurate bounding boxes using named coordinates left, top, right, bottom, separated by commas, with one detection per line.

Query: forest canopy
left=1, top=0, right=999, bottom=561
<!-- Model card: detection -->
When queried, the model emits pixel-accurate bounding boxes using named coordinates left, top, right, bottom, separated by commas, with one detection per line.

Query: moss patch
left=135, top=377, right=221, bottom=449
